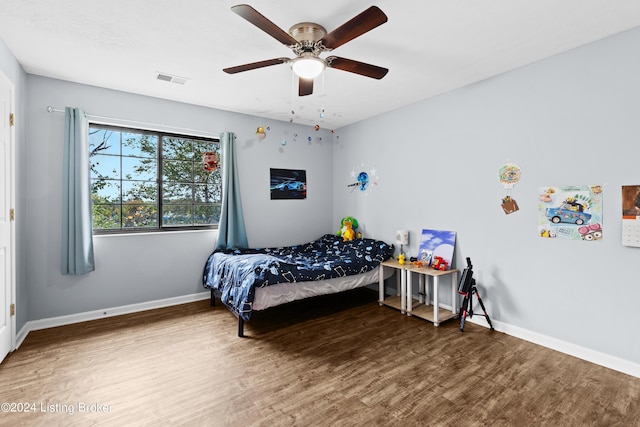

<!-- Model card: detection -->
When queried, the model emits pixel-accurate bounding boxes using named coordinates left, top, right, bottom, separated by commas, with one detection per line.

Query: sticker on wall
left=347, top=162, right=379, bottom=195
left=622, top=185, right=640, bottom=247
left=498, top=162, right=521, bottom=214
left=538, top=185, right=603, bottom=241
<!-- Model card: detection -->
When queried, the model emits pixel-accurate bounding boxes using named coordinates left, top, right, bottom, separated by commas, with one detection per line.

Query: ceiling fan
left=223, top=4, right=389, bottom=96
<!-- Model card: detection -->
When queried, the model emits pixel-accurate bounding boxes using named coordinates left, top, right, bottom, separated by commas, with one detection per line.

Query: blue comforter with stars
left=203, top=234, right=393, bottom=321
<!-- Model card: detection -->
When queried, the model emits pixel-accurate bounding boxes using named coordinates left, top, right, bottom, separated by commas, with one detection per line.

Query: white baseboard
left=465, top=316, right=640, bottom=379
left=15, top=291, right=210, bottom=349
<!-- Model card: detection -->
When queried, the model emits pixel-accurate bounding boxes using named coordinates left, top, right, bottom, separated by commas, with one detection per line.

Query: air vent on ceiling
left=155, top=72, right=188, bottom=85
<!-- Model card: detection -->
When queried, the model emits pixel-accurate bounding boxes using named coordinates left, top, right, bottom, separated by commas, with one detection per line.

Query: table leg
left=433, top=275, right=439, bottom=326
left=406, top=270, right=413, bottom=316
left=400, top=268, right=406, bottom=314
left=378, top=265, right=384, bottom=305
left=451, top=270, right=458, bottom=315
left=425, top=275, right=431, bottom=306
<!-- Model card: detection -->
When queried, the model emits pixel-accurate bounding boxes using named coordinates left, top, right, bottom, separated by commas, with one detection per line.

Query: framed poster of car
left=270, top=168, right=307, bottom=200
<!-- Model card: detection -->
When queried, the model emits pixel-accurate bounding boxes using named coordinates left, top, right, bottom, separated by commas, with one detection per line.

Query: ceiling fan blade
left=326, top=56, right=388, bottom=79
left=231, top=4, right=298, bottom=46
left=319, top=6, right=387, bottom=50
left=223, top=57, right=289, bottom=74
left=299, top=78, right=313, bottom=96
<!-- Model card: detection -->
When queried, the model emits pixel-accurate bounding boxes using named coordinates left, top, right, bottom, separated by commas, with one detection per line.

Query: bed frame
left=210, top=266, right=391, bottom=337
left=209, top=290, right=248, bottom=336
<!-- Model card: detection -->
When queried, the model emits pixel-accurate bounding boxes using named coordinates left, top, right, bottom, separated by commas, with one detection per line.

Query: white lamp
left=290, top=55, right=325, bottom=79
left=395, top=229, right=409, bottom=255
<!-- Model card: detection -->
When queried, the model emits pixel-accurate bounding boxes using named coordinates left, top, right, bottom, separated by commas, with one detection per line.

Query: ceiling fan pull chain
left=290, top=69, right=296, bottom=122
left=322, top=69, right=326, bottom=97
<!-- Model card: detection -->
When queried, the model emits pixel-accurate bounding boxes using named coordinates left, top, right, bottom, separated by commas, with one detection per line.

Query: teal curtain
left=61, top=107, right=95, bottom=275
left=216, top=132, right=248, bottom=250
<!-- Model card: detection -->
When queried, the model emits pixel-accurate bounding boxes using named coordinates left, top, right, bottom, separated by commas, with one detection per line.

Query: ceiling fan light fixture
left=290, top=56, right=325, bottom=79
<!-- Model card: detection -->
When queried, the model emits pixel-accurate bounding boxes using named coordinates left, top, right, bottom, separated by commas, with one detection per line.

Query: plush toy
left=337, top=216, right=359, bottom=241
left=342, top=220, right=355, bottom=242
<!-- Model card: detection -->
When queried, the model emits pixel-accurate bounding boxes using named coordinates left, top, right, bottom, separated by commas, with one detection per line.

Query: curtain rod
left=46, top=106, right=222, bottom=138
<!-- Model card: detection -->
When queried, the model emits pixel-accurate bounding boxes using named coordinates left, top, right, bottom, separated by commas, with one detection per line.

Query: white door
left=0, top=71, right=15, bottom=364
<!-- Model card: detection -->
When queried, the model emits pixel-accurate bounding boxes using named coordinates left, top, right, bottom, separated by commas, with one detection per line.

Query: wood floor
left=1, top=288, right=639, bottom=427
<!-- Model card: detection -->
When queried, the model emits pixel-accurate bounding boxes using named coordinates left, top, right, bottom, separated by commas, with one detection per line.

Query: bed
left=202, top=233, right=394, bottom=336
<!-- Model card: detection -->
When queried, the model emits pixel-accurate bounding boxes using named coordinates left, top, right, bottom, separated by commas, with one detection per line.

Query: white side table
left=405, top=265, right=459, bottom=326
left=378, top=259, right=408, bottom=314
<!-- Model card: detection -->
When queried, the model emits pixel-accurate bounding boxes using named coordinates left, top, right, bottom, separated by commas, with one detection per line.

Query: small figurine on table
left=431, top=256, right=449, bottom=271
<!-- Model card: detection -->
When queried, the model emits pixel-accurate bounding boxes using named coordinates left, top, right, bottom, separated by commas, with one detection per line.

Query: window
left=89, top=124, right=222, bottom=233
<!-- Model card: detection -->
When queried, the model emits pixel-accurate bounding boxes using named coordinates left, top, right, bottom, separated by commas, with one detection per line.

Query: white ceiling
left=1, top=1, right=639, bottom=129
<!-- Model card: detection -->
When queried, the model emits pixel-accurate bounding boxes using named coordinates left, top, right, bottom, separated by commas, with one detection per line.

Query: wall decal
left=347, top=162, right=379, bottom=195
left=538, top=185, right=603, bottom=241
left=498, top=162, right=521, bottom=215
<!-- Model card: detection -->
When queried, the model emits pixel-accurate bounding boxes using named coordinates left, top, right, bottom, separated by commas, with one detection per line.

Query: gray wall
left=22, top=76, right=333, bottom=323
left=333, top=27, right=640, bottom=364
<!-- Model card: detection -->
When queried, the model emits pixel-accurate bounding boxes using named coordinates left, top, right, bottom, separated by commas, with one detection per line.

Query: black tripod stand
left=457, top=258, right=494, bottom=332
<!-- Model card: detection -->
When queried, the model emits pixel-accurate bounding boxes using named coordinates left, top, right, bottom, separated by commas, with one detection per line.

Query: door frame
left=0, top=68, right=16, bottom=358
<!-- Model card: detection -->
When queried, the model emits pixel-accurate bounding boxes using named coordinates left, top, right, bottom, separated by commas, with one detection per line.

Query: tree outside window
left=89, top=124, right=221, bottom=233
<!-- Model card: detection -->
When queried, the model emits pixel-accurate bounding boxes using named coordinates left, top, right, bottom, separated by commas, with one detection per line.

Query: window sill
left=93, top=228, right=217, bottom=238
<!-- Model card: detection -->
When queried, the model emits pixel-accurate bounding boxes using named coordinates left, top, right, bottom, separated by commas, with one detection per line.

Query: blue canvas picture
left=418, top=229, right=457, bottom=270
